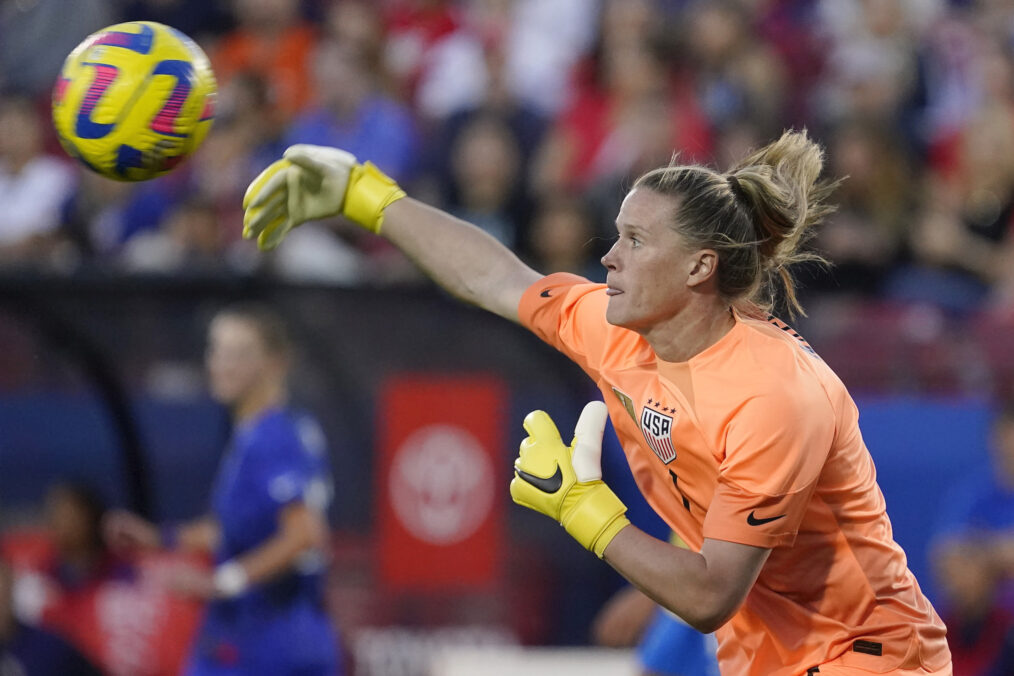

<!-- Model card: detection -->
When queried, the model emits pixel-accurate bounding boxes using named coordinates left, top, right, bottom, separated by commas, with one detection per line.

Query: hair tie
left=727, top=174, right=748, bottom=206
left=728, top=173, right=768, bottom=248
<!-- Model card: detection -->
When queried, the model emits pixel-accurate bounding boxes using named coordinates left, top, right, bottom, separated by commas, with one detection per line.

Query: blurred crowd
left=2, top=484, right=202, bottom=675
left=0, top=0, right=1012, bottom=313
left=5, top=4, right=1014, bottom=673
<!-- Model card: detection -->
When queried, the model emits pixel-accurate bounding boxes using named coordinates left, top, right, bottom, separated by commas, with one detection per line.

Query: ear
left=686, top=249, right=718, bottom=288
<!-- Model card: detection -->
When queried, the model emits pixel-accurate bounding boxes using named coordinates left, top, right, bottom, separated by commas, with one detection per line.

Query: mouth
left=606, top=286, right=623, bottom=297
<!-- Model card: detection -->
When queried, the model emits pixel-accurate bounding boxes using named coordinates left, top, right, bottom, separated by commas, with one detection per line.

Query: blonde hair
left=634, top=130, right=837, bottom=316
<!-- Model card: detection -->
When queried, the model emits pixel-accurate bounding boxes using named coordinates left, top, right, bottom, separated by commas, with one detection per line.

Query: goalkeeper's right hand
left=242, top=144, right=406, bottom=250
left=510, top=401, right=631, bottom=558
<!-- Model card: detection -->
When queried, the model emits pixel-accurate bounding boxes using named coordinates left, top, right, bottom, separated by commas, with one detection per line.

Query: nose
left=601, top=241, right=619, bottom=271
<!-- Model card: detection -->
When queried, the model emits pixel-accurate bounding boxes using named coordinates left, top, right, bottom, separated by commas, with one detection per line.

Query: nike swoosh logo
left=747, top=511, right=786, bottom=526
left=516, top=465, right=563, bottom=493
left=540, top=289, right=552, bottom=297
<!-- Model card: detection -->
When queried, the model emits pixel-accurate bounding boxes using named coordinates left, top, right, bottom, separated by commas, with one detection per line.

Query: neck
left=233, top=382, right=286, bottom=423
left=642, top=298, right=735, bottom=363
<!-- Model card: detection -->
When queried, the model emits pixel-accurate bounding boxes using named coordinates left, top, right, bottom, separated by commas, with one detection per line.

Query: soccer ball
left=52, top=21, right=217, bottom=182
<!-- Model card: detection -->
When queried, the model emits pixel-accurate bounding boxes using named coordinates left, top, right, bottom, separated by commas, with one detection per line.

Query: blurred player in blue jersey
left=104, top=303, right=341, bottom=675
left=637, top=607, right=719, bottom=676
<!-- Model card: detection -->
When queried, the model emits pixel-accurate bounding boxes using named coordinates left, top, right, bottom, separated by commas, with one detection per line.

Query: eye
left=630, top=235, right=641, bottom=248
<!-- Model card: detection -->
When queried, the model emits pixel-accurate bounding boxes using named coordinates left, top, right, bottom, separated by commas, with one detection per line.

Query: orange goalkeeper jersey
left=519, top=273, right=950, bottom=676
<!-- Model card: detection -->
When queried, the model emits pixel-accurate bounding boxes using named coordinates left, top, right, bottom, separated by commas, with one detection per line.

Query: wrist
left=593, top=515, right=631, bottom=558
left=212, top=560, right=249, bottom=598
left=561, top=483, right=630, bottom=558
left=342, top=162, right=406, bottom=234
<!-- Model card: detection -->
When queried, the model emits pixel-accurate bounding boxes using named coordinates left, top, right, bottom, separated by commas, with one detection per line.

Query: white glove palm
left=242, top=144, right=357, bottom=250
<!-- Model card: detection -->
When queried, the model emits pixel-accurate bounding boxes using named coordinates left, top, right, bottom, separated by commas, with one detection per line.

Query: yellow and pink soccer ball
left=52, top=21, right=217, bottom=182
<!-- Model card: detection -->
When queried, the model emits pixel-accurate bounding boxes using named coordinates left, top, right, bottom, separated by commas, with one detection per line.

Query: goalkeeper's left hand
left=510, top=401, right=630, bottom=558
left=242, top=144, right=405, bottom=250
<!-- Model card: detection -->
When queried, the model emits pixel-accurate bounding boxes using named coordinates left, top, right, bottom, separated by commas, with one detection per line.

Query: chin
left=605, top=303, right=630, bottom=329
left=606, top=306, right=652, bottom=333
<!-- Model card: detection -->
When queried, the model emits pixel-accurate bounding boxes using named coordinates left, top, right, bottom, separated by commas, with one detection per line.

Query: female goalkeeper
left=242, top=131, right=951, bottom=675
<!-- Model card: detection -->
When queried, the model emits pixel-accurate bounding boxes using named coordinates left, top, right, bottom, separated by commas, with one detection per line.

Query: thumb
left=522, top=410, right=564, bottom=446
left=571, top=401, right=609, bottom=482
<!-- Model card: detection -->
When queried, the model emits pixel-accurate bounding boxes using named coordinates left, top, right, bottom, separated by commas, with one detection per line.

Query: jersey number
left=669, top=469, right=691, bottom=512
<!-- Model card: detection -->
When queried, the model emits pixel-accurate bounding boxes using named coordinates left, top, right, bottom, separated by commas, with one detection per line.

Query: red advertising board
left=377, top=375, right=507, bottom=590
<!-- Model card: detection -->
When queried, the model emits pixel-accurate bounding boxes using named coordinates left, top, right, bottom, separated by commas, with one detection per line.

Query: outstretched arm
left=379, top=198, right=540, bottom=322
left=243, top=146, right=541, bottom=322
left=103, top=510, right=219, bottom=555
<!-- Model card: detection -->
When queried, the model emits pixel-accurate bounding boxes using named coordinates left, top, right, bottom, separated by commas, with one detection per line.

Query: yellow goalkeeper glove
left=242, top=144, right=406, bottom=250
left=510, top=401, right=630, bottom=558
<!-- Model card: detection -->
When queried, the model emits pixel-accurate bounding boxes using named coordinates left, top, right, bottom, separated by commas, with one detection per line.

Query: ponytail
left=725, top=129, right=837, bottom=315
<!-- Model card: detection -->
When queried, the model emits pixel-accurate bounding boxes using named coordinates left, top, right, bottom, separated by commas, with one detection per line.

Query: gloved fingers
left=507, top=476, right=531, bottom=506
left=522, top=410, right=564, bottom=445
left=283, top=144, right=357, bottom=175
left=263, top=188, right=288, bottom=217
left=243, top=159, right=290, bottom=210
left=256, top=214, right=292, bottom=251
left=571, top=401, right=609, bottom=482
left=243, top=188, right=286, bottom=234
left=509, top=474, right=536, bottom=509
left=509, top=473, right=547, bottom=509
left=243, top=201, right=285, bottom=241
left=515, top=435, right=539, bottom=470
left=513, top=450, right=563, bottom=487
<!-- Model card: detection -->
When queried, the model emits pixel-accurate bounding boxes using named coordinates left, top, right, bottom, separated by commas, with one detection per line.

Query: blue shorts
left=183, top=598, right=340, bottom=676
left=638, top=609, right=719, bottom=676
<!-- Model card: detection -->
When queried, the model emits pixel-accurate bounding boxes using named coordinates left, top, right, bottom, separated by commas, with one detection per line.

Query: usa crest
left=641, top=406, right=676, bottom=464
